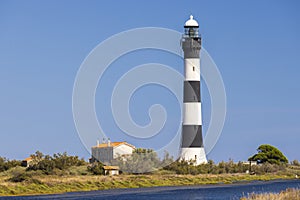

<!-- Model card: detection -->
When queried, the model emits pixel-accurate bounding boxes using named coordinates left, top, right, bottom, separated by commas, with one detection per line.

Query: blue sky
left=0, top=1, right=299, bottom=162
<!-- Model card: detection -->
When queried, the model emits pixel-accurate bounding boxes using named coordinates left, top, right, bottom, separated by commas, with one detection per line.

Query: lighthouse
left=180, top=15, right=207, bottom=165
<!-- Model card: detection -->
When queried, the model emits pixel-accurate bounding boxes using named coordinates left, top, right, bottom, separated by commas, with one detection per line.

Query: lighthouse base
left=180, top=147, right=207, bottom=165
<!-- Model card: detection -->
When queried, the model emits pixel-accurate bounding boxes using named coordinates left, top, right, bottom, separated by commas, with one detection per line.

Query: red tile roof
left=92, top=141, right=135, bottom=149
left=23, top=157, right=33, bottom=162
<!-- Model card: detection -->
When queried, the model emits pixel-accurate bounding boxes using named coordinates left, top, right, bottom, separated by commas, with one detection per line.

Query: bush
left=27, top=152, right=87, bottom=175
left=87, top=162, right=104, bottom=175
left=111, top=148, right=164, bottom=174
left=249, top=163, right=287, bottom=175
left=27, top=155, right=55, bottom=175
left=8, top=171, right=41, bottom=184
left=162, top=159, right=289, bottom=175
left=52, top=152, right=86, bottom=170
left=291, top=160, right=300, bottom=166
left=0, top=157, right=21, bottom=172
left=9, top=173, right=31, bottom=182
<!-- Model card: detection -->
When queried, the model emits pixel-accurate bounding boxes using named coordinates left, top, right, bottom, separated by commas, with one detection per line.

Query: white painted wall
left=105, top=169, right=119, bottom=176
left=183, top=102, right=202, bottom=125
left=180, top=147, right=207, bottom=165
left=184, top=58, right=200, bottom=81
left=113, top=144, right=134, bottom=158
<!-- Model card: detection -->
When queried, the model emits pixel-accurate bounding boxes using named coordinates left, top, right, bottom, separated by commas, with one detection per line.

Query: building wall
left=91, top=143, right=134, bottom=164
left=105, top=169, right=119, bottom=176
left=92, top=147, right=113, bottom=164
left=113, top=144, right=134, bottom=158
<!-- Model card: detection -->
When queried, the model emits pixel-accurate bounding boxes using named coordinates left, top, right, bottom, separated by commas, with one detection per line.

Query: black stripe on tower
left=182, top=37, right=201, bottom=58
left=184, top=81, right=201, bottom=102
left=181, top=125, right=204, bottom=147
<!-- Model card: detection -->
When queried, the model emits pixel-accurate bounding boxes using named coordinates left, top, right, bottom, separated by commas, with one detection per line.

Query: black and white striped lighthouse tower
left=180, top=15, right=207, bottom=165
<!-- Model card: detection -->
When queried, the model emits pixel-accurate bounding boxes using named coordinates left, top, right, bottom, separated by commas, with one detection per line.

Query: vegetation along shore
left=0, top=156, right=299, bottom=196
left=241, top=188, right=300, bottom=200
left=0, top=144, right=299, bottom=196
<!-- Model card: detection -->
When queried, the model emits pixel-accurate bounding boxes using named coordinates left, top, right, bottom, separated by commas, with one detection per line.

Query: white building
left=103, top=166, right=120, bottom=176
left=91, top=141, right=135, bottom=165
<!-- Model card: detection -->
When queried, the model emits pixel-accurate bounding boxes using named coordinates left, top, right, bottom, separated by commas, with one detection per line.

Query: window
left=193, top=66, right=195, bottom=71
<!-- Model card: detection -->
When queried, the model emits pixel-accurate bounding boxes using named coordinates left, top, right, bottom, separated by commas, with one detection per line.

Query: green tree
left=248, top=144, right=288, bottom=164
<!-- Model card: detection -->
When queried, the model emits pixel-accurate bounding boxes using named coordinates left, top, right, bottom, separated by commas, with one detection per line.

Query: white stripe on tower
left=183, top=102, right=201, bottom=125
left=184, top=58, right=200, bottom=81
left=183, top=58, right=201, bottom=126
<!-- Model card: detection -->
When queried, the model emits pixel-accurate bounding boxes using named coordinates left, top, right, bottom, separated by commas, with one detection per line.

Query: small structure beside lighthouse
left=180, top=15, right=207, bottom=165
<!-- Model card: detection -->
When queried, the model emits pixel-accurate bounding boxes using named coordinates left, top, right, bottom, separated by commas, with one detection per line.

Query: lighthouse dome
left=184, top=15, right=199, bottom=27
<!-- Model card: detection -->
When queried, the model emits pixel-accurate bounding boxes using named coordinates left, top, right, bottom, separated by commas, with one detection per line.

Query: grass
left=241, top=188, right=300, bottom=200
left=0, top=171, right=298, bottom=196
left=0, top=165, right=299, bottom=196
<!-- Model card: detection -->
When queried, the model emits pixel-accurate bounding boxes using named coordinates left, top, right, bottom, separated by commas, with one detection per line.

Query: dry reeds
left=241, top=188, right=300, bottom=200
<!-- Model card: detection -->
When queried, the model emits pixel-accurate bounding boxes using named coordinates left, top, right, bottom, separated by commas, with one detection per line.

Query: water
left=2, top=179, right=300, bottom=200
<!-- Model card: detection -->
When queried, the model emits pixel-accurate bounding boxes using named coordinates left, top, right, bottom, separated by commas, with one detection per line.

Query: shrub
left=53, top=152, right=86, bottom=170
left=8, top=171, right=42, bottom=184
left=163, top=159, right=289, bottom=175
left=9, top=173, right=31, bottom=182
left=291, top=160, right=300, bottom=166
left=112, top=148, right=162, bottom=174
left=27, top=152, right=87, bottom=175
left=0, top=157, right=21, bottom=172
left=87, top=162, right=104, bottom=175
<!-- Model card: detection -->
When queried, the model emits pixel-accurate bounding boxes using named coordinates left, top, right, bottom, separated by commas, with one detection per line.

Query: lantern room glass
left=184, top=27, right=199, bottom=38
